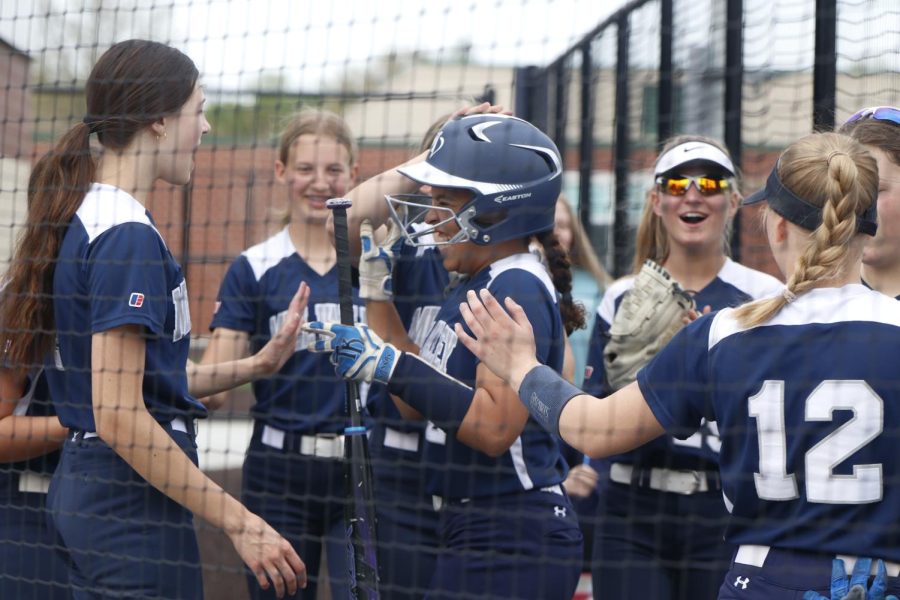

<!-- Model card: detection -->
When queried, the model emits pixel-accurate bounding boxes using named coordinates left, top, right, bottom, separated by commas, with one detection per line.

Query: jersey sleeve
left=209, top=256, right=259, bottom=333
left=486, top=270, right=557, bottom=364
left=86, top=223, right=168, bottom=336
left=636, top=315, right=715, bottom=440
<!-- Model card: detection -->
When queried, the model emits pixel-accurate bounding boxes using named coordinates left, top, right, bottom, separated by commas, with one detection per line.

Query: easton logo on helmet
left=494, top=192, right=532, bottom=204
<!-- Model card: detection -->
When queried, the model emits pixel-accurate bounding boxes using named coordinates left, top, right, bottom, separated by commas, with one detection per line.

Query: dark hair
left=0, top=40, right=199, bottom=366
left=533, top=230, right=586, bottom=335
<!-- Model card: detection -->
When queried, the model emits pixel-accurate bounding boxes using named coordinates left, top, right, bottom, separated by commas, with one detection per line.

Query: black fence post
left=579, top=43, right=595, bottom=235
left=813, top=0, right=837, bottom=131
left=514, top=67, right=545, bottom=127
left=658, top=0, right=674, bottom=145
left=613, top=12, right=632, bottom=278
left=725, top=0, right=744, bottom=260
left=553, top=62, right=570, bottom=169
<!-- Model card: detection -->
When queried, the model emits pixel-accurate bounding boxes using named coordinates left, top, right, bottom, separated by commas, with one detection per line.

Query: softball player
left=309, top=113, right=584, bottom=599
left=456, top=131, right=900, bottom=599
left=340, top=113, right=456, bottom=599
left=0, top=367, right=69, bottom=599
left=839, top=106, right=900, bottom=300
left=0, top=40, right=307, bottom=598
left=582, top=136, right=782, bottom=599
left=202, top=109, right=361, bottom=600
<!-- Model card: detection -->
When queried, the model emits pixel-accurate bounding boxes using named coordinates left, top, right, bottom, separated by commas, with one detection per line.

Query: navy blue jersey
left=210, top=228, right=365, bottom=433
left=585, top=258, right=782, bottom=470
left=419, top=252, right=569, bottom=499
left=639, top=284, right=900, bottom=560
left=0, top=369, right=60, bottom=495
left=49, top=183, right=205, bottom=431
left=367, top=237, right=449, bottom=437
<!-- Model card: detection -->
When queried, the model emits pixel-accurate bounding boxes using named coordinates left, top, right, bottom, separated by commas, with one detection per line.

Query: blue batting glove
left=803, top=559, right=898, bottom=600
left=303, top=321, right=399, bottom=384
left=358, top=218, right=401, bottom=301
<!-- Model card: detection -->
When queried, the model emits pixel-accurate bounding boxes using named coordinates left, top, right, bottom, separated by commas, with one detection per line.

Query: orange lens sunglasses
left=656, top=175, right=730, bottom=196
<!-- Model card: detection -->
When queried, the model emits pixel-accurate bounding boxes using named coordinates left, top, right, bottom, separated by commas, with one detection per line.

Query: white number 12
left=748, top=380, right=883, bottom=504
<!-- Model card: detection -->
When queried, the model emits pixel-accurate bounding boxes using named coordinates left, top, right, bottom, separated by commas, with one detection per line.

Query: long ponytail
left=0, top=124, right=96, bottom=366
left=0, top=39, right=199, bottom=367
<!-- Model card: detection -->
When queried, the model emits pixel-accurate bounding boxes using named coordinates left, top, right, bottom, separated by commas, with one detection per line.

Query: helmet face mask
left=385, top=193, right=470, bottom=246
left=392, top=114, right=563, bottom=247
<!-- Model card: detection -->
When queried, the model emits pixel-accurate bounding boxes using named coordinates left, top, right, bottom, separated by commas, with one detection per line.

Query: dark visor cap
left=743, top=164, right=877, bottom=236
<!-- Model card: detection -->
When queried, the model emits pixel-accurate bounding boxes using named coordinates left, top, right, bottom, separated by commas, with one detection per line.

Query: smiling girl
left=581, top=135, right=782, bottom=599
left=0, top=40, right=309, bottom=598
left=202, top=109, right=363, bottom=600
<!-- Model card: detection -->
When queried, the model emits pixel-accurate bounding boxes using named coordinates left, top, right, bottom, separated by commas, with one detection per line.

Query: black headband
left=743, top=164, right=877, bottom=236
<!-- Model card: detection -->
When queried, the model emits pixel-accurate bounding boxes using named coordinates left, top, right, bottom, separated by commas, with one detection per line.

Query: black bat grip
left=327, top=197, right=355, bottom=327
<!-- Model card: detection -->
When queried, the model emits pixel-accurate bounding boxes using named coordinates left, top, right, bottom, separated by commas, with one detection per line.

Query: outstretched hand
left=455, top=289, right=539, bottom=390
left=254, top=282, right=310, bottom=375
left=303, top=321, right=399, bottom=384
left=803, top=559, right=898, bottom=600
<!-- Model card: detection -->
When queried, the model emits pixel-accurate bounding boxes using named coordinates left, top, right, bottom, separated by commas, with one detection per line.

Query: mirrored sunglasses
left=845, top=106, right=900, bottom=126
left=655, top=175, right=730, bottom=197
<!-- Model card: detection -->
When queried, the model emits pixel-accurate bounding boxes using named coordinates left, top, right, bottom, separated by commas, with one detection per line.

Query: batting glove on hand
left=358, top=217, right=402, bottom=302
left=802, top=558, right=898, bottom=600
left=303, top=321, right=399, bottom=384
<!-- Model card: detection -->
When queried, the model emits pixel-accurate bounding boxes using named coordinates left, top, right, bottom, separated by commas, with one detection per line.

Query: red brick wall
left=27, top=141, right=782, bottom=334
left=0, top=48, right=32, bottom=159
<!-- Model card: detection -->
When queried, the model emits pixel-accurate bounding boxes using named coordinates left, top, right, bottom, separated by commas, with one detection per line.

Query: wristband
left=518, top=365, right=583, bottom=438
left=387, top=353, right=474, bottom=428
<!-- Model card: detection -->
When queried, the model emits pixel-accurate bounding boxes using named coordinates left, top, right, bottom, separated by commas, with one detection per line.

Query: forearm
left=387, top=353, right=474, bottom=429
left=97, top=405, right=245, bottom=532
left=516, top=366, right=665, bottom=458
left=365, top=301, right=419, bottom=353
left=187, top=356, right=261, bottom=400
left=0, top=416, right=67, bottom=462
left=344, top=156, right=425, bottom=261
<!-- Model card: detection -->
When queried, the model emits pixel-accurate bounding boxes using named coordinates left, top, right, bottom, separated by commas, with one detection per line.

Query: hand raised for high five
left=455, top=288, right=540, bottom=391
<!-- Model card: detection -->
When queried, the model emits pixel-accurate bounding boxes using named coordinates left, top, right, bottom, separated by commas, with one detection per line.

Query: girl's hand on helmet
left=450, top=102, right=513, bottom=120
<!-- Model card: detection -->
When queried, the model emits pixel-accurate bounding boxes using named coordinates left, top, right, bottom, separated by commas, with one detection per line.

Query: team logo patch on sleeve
left=128, top=292, right=145, bottom=308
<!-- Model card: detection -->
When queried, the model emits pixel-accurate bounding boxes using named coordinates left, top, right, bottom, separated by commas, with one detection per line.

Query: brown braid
left=734, top=133, right=878, bottom=328
left=534, top=230, right=586, bottom=335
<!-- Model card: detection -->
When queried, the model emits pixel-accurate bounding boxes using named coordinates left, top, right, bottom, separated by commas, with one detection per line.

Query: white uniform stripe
left=242, top=227, right=296, bottom=282
left=76, top=183, right=162, bottom=245
left=708, top=284, right=900, bottom=350
left=508, top=436, right=535, bottom=490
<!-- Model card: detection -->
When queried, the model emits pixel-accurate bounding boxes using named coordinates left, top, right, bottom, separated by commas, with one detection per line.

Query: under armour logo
left=553, top=506, right=567, bottom=518
left=733, top=576, right=750, bottom=590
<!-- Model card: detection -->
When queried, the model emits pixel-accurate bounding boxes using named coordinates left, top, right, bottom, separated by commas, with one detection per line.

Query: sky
left=1, top=0, right=896, bottom=91
left=0, top=0, right=627, bottom=89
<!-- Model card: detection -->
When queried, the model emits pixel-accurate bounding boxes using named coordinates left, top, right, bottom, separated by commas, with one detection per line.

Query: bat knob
left=326, top=197, right=353, bottom=210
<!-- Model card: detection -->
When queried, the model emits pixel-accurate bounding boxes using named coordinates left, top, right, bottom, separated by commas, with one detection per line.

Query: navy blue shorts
left=0, top=482, right=71, bottom=599
left=241, top=424, right=351, bottom=600
left=590, top=474, right=731, bottom=599
left=427, top=486, right=583, bottom=600
left=719, top=546, right=900, bottom=599
left=371, top=434, right=440, bottom=600
left=47, top=425, right=201, bottom=599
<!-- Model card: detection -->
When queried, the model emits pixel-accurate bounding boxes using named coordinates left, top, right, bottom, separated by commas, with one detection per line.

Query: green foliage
left=204, top=94, right=349, bottom=145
